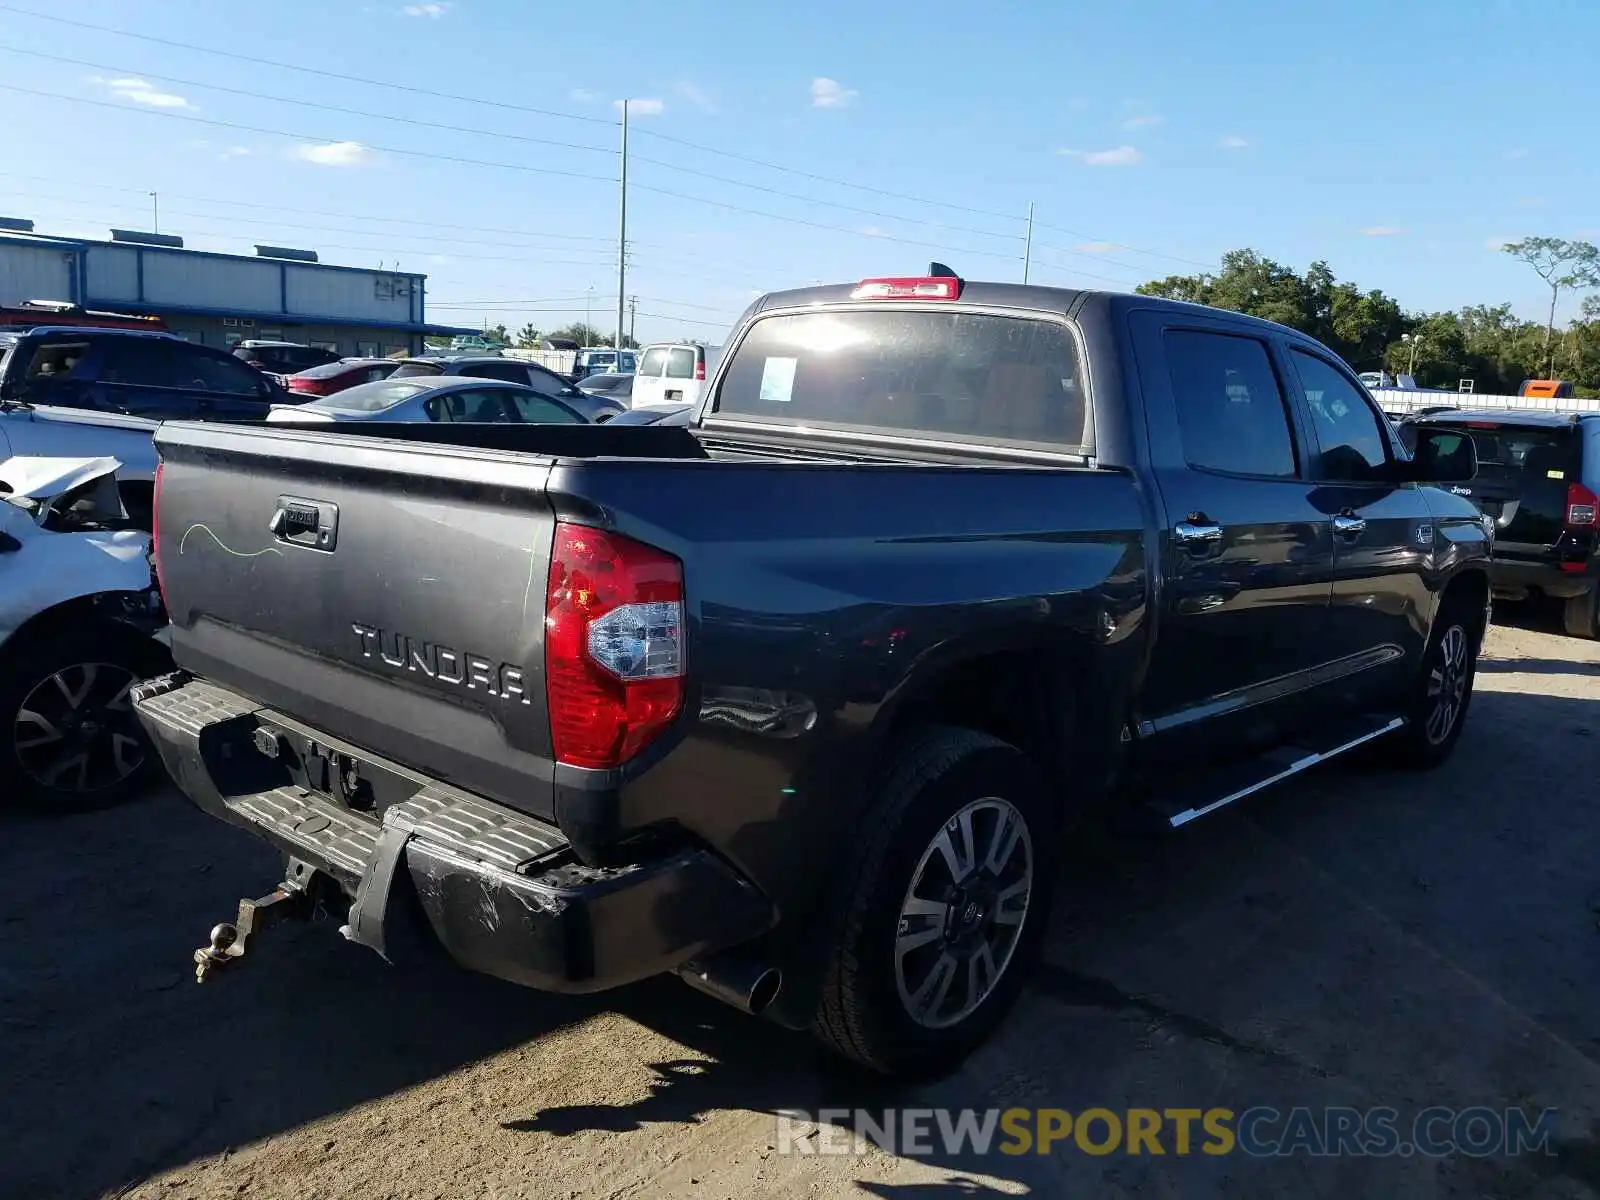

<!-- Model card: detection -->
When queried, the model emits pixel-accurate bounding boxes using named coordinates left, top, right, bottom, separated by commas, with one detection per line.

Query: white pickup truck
left=0, top=405, right=158, bottom=526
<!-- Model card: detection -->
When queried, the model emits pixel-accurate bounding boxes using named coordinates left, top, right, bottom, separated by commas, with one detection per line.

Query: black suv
left=1404, top=409, right=1600, bottom=636
left=232, top=341, right=341, bottom=376
left=0, top=328, right=288, bottom=421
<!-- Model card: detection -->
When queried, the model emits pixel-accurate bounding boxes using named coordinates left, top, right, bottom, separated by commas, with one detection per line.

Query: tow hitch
left=192, top=884, right=314, bottom=982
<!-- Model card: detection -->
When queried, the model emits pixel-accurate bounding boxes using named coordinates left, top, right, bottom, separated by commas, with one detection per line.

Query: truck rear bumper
left=133, top=673, right=775, bottom=994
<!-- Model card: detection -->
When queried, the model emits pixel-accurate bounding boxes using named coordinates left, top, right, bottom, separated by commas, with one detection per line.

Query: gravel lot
left=5, top=615, right=1600, bottom=1200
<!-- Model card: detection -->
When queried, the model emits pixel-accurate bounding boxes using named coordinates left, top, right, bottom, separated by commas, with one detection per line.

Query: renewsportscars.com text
left=775, top=1106, right=1559, bottom=1159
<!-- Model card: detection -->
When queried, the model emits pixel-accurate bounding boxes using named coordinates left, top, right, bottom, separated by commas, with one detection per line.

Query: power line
left=636, top=128, right=1026, bottom=224
left=0, top=45, right=615, bottom=155
left=0, top=172, right=626, bottom=244
left=0, top=85, right=618, bottom=183
left=0, top=43, right=1027, bottom=245
left=629, top=152, right=1024, bottom=243
left=0, top=3, right=1217, bottom=272
left=0, top=3, right=616, bottom=125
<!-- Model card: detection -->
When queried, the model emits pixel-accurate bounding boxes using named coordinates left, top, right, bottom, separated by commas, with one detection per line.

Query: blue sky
left=0, top=0, right=1597, bottom=345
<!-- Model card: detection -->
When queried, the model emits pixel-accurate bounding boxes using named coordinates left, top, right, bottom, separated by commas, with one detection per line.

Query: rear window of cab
left=712, top=308, right=1089, bottom=452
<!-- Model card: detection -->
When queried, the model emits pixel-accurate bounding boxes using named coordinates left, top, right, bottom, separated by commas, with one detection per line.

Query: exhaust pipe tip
left=677, top=955, right=783, bottom=1016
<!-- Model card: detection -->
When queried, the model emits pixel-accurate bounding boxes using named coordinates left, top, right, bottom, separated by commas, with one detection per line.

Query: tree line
left=1136, top=238, right=1600, bottom=396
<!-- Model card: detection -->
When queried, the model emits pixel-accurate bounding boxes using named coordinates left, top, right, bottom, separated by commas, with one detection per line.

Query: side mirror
left=1407, top=428, right=1477, bottom=484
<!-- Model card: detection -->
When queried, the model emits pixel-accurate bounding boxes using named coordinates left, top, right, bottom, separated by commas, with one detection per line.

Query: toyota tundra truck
left=135, top=273, right=1490, bottom=1078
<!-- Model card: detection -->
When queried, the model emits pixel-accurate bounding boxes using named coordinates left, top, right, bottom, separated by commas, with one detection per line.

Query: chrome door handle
left=1333, top=513, right=1367, bottom=539
left=1174, top=520, right=1224, bottom=546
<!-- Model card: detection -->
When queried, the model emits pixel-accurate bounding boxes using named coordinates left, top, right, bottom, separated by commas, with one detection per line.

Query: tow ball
left=192, top=885, right=314, bottom=982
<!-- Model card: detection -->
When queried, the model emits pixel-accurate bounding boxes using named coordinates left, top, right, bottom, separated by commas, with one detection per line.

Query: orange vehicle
left=0, top=300, right=167, bottom=333
left=1520, top=379, right=1575, bottom=400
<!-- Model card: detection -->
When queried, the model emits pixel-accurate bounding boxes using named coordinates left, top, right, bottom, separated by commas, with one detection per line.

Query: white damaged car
left=0, top=456, right=168, bottom=811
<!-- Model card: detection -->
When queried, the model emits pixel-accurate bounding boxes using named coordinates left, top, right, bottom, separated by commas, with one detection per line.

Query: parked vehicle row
left=134, top=271, right=1491, bottom=1081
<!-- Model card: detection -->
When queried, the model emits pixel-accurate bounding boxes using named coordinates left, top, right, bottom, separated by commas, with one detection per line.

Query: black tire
left=1387, top=599, right=1482, bottom=770
left=812, top=726, right=1059, bottom=1079
left=1563, top=589, right=1599, bottom=640
left=0, top=625, right=170, bottom=814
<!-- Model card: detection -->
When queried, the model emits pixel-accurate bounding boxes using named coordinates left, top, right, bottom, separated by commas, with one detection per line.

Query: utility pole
left=1023, top=201, right=1034, bottom=284
left=586, top=285, right=594, bottom=333
left=628, top=294, right=637, bottom=347
left=616, top=99, right=630, bottom=355
left=149, top=191, right=159, bottom=233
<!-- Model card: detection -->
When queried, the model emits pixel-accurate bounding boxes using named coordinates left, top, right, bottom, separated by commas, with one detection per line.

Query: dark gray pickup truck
left=135, top=273, right=1490, bottom=1078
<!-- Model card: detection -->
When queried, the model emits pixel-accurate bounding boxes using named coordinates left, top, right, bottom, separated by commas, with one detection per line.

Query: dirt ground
left=5, top=611, right=1600, bottom=1199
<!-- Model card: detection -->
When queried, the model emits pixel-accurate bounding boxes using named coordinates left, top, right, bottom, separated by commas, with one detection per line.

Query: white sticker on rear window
left=1547, top=469, right=1566, bottom=480
left=759, top=356, right=797, bottom=403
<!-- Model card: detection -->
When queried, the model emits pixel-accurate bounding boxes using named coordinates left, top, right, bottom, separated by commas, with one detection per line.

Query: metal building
left=0, top=222, right=474, bottom=355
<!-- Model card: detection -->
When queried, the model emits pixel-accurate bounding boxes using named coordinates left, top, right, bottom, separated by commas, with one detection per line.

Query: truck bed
left=151, top=418, right=1142, bottom=828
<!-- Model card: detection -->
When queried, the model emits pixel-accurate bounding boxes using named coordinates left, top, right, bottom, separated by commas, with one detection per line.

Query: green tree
left=514, top=323, right=542, bottom=348
left=1501, top=237, right=1600, bottom=378
left=547, top=322, right=607, bottom=346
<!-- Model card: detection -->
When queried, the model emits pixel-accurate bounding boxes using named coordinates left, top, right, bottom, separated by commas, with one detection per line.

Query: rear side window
left=714, top=310, right=1089, bottom=450
left=1164, top=330, right=1297, bottom=478
left=100, top=339, right=188, bottom=388
left=389, top=361, right=444, bottom=379
left=638, top=347, right=667, bottom=377
left=459, top=361, right=529, bottom=384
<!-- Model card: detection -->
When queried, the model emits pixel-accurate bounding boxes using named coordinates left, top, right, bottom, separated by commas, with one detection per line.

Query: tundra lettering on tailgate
left=351, top=622, right=531, bottom=704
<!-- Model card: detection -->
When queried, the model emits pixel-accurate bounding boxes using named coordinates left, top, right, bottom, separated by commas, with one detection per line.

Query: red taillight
left=151, top=462, right=166, bottom=603
left=850, top=276, right=962, bottom=301
left=694, top=358, right=706, bottom=382
left=288, top=376, right=332, bottom=396
left=1567, top=481, right=1598, bottom=528
left=545, top=522, right=685, bottom=770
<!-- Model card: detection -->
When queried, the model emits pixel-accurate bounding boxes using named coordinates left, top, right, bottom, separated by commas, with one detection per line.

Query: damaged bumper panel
left=133, top=673, right=775, bottom=994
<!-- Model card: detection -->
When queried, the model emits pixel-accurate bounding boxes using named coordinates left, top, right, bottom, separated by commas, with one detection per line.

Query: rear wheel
left=0, top=626, right=169, bottom=813
left=1562, top=589, right=1599, bottom=639
left=812, top=727, right=1059, bottom=1079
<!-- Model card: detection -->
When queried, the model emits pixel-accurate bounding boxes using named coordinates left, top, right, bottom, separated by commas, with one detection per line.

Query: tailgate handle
left=269, top=496, right=339, bottom=551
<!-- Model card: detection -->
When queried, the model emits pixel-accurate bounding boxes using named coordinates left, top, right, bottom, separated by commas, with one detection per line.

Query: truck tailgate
left=153, top=421, right=563, bottom=816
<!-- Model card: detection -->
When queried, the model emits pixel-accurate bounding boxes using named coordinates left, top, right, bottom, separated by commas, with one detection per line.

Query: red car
left=284, top=358, right=399, bottom=399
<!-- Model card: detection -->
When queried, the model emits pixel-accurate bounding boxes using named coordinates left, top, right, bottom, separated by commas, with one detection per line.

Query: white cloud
left=221, top=146, right=252, bottom=159
left=1360, top=226, right=1406, bottom=237
left=1058, top=145, right=1143, bottom=167
left=401, top=2, right=449, bottom=15
left=810, top=77, right=857, bottom=109
left=1218, top=134, right=1250, bottom=150
left=292, top=140, right=376, bottom=167
left=674, top=81, right=716, bottom=112
left=1484, top=236, right=1517, bottom=251
left=861, top=226, right=887, bottom=237
left=1074, top=241, right=1120, bottom=254
left=92, top=76, right=191, bottom=109
left=569, top=88, right=598, bottom=104
left=616, top=97, right=664, bottom=117
left=1122, top=114, right=1162, bottom=129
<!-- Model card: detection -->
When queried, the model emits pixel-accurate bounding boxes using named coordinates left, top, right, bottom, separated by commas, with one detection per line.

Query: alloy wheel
left=895, top=797, right=1034, bottom=1030
left=13, top=662, right=146, bottom=795
left=1424, top=625, right=1469, bottom=746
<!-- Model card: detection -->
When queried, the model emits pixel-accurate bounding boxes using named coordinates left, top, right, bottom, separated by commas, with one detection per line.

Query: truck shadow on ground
left=3, top=683, right=1597, bottom=1198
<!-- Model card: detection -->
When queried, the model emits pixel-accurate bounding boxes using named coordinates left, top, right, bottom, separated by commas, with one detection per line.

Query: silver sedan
left=266, top=376, right=593, bottom=426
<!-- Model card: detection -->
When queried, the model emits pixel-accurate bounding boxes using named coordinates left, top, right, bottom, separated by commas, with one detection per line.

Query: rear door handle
left=1333, top=512, right=1367, bottom=540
